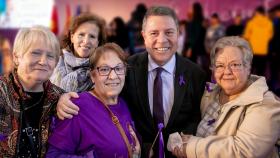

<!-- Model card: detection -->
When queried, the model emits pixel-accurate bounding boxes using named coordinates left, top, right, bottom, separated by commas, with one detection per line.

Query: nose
left=38, top=54, right=47, bottom=65
left=83, top=35, right=90, bottom=44
left=157, top=32, right=168, bottom=43
left=223, top=65, right=232, bottom=74
left=108, top=68, right=118, bottom=79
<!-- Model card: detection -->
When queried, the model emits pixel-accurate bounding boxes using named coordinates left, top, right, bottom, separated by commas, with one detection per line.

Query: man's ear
left=141, top=30, right=145, bottom=39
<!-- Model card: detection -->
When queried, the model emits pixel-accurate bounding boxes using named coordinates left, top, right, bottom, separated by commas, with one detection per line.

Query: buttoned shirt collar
left=148, top=54, right=176, bottom=74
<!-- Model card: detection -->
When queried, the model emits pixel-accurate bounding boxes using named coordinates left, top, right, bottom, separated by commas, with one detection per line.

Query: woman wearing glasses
left=47, top=43, right=140, bottom=158
left=169, top=36, right=280, bottom=158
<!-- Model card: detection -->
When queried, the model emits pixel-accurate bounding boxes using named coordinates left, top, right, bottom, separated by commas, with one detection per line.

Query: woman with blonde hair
left=0, top=26, right=63, bottom=157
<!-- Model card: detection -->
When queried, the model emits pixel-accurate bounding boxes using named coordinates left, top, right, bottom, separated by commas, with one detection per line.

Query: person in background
left=169, top=36, right=280, bottom=158
left=0, top=35, right=13, bottom=74
left=184, top=2, right=206, bottom=64
left=107, top=16, right=130, bottom=51
left=47, top=43, right=140, bottom=158
left=243, top=6, right=273, bottom=77
left=204, top=13, right=225, bottom=54
left=127, top=3, right=147, bottom=55
left=226, top=14, right=244, bottom=36
left=177, top=20, right=187, bottom=56
left=269, top=4, right=280, bottom=96
left=50, top=13, right=106, bottom=92
left=0, top=26, right=63, bottom=157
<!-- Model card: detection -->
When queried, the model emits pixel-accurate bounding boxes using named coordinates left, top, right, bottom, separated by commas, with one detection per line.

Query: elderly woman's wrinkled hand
left=167, top=132, right=183, bottom=151
left=180, top=133, right=191, bottom=143
left=57, top=92, right=80, bottom=120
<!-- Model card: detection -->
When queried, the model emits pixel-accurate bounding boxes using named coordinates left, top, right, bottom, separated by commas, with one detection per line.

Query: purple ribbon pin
left=179, top=75, right=186, bottom=86
left=207, top=119, right=216, bottom=126
left=205, top=82, right=213, bottom=92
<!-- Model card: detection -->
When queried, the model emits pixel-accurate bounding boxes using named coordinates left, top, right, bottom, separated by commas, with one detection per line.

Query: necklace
left=23, top=91, right=45, bottom=111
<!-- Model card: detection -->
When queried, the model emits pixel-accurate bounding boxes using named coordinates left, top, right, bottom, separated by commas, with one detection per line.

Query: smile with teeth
left=80, top=46, right=91, bottom=50
left=155, top=47, right=169, bottom=51
left=105, top=83, right=120, bottom=87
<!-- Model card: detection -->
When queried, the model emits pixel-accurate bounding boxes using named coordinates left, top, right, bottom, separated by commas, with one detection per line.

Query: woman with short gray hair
left=210, top=36, right=253, bottom=70
left=169, top=36, right=280, bottom=158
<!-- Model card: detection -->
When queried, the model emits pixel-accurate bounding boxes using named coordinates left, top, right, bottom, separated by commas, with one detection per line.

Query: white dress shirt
left=148, top=54, right=176, bottom=126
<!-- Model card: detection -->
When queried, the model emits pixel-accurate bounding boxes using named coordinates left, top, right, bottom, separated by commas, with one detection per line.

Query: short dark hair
left=211, top=13, right=219, bottom=19
left=256, top=6, right=265, bottom=14
left=142, top=6, right=179, bottom=31
left=89, top=43, right=127, bottom=70
left=62, top=13, right=106, bottom=53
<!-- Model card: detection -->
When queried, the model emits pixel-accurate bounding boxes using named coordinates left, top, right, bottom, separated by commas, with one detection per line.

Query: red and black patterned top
left=0, top=71, right=64, bottom=157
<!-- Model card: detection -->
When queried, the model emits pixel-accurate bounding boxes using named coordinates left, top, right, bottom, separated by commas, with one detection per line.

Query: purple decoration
left=50, top=116, right=56, bottom=131
left=179, top=75, right=186, bottom=86
left=206, top=82, right=216, bottom=92
left=207, top=119, right=216, bottom=126
left=158, top=123, right=164, bottom=158
left=205, top=83, right=212, bottom=92
left=0, top=134, right=7, bottom=141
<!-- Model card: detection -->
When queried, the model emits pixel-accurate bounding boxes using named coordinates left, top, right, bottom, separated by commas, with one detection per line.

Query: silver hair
left=142, top=6, right=179, bottom=32
left=210, top=36, right=253, bottom=69
left=13, top=25, right=60, bottom=67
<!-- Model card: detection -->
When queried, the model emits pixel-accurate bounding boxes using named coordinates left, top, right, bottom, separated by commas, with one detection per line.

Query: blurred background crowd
left=0, top=0, right=280, bottom=96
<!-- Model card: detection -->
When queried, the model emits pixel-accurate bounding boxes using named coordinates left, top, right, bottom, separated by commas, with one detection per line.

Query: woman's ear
left=70, top=33, right=74, bottom=43
left=90, top=70, right=95, bottom=83
left=13, top=52, right=19, bottom=66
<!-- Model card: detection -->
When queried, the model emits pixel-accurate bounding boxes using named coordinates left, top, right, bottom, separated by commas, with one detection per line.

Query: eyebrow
left=97, top=63, right=124, bottom=67
left=147, top=28, right=177, bottom=32
left=31, top=49, right=53, bottom=54
left=215, top=60, right=242, bottom=64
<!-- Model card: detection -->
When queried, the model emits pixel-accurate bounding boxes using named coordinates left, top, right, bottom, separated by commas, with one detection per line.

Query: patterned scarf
left=50, top=49, right=93, bottom=92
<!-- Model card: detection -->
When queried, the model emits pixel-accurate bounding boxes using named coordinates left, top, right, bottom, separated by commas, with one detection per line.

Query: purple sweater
left=47, top=92, right=135, bottom=158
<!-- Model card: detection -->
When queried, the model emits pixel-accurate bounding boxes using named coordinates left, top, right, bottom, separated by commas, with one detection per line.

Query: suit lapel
left=134, top=53, right=154, bottom=122
left=166, top=55, right=189, bottom=128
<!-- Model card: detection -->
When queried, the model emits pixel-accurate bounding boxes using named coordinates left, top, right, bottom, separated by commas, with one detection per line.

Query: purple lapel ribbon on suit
left=158, top=123, right=164, bottom=158
left=179, top=75, right=186, bottom=86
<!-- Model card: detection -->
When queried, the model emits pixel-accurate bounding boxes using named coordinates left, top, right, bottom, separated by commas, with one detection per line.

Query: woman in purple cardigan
left=47, top=43, right=140, bottom=158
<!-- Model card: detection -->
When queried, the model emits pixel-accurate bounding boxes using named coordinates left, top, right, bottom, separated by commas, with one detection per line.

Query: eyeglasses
left=95, top=64, right=126, bottom=76
left=213, top=63, right=244, bottom=72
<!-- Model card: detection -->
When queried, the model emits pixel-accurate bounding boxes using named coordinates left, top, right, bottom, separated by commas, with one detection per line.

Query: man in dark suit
left=56, top=6, right=206, bottom=158
left=122, top=6, right=206, bottom=157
